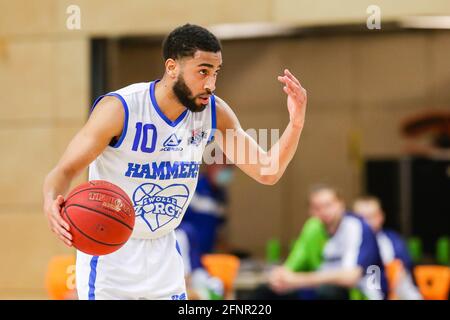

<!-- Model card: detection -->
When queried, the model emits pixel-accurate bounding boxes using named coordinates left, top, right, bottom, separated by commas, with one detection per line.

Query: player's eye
left=199, top=69, right=208, bottom=75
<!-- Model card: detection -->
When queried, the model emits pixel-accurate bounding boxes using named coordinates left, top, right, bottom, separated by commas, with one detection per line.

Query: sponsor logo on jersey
left=188, top=128, right=208, bottom=146
left=133, top=183, right=190, bottom=231
left=161, top=133, right=183, bottom=151
left=125, top=161, right=201, bottom=180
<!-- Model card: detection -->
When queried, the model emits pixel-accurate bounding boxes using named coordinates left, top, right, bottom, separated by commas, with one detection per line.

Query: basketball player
left=43, top=24, right=307, bottom=300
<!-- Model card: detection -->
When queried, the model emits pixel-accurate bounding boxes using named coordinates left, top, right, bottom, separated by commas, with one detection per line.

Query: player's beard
left=172, top=74, right=208, bottom=113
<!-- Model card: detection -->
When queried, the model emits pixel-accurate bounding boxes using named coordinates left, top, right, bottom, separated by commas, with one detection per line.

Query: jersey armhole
left=207, top=95, right=217, bottom=144
left=90, top=93, right=129, bottom=148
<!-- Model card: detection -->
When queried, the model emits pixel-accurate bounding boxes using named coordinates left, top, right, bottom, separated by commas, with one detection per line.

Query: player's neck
left=154, top=78, right=187, bottom=121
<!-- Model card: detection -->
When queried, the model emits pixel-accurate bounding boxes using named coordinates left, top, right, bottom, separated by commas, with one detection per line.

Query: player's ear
left=165, top=59, right=178, bottom=79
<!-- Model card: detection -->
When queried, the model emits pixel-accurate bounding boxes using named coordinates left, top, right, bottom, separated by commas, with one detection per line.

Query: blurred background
left=0, top=0, right=449, bottom=299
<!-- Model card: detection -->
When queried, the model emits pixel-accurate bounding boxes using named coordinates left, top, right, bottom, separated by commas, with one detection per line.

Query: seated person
left=248, top=217, right=328, bottom=300
left=353, top=196, right=422, bottom=300
left=268, top=185, right=388, bottom=300
left=285, top=216, right=328, bottom=272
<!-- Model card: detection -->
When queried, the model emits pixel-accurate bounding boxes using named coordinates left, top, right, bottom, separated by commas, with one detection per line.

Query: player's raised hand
left=277, top=69, right=307, bottom=128
left=44, top=195, right=72, bottom=247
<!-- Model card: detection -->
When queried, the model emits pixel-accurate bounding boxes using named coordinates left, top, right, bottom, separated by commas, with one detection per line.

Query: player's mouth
left=197, top=95, right=210, bottom=104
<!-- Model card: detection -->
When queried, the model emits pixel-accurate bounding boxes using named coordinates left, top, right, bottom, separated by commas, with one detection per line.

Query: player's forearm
left=261, top=121, right=303, bottom=184
left=296, top=268, right=362, bottom=288
left=42, top=167, right=74, bottom=206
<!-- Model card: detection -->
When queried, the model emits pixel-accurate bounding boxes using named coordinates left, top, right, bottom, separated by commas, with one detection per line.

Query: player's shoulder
left=345, top=212, right=366, bottom=224
left=114, top=82, right=151, bottom=97
left=341, top=213, right=367, bottom=235
left=214, top=95, right=233, bottom=112
left=214, top=95, right=240, bottom=130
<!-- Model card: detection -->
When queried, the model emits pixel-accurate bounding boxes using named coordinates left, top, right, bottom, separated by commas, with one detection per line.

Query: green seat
left=436, top=236, right=449, bottom=266
left=407, top=237, right=423, bottom=264
left=266, top=238, right=281, bottom=264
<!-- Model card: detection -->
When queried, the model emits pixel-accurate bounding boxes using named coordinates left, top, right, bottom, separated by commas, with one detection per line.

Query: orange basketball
left=61, top=180, right=135, bottom=256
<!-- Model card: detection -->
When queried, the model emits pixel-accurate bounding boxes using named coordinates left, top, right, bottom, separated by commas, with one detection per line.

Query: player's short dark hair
left=162, top=24, right=222, bottom=61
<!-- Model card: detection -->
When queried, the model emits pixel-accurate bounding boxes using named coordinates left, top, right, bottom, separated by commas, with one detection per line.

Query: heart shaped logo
left=132, top=183, right=190, bottom=232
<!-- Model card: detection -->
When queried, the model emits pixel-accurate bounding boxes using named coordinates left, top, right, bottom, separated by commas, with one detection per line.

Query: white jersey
left=89, top=80, right=216, bottom=240
left=320, top=214, right=388, bottom=300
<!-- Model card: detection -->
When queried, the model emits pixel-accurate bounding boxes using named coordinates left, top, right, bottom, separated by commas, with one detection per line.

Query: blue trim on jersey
left=90, top=93, right=129, bottom=148
left=107, top=93, right=129, bottom=148
left=208, top=95, right=217, bottom=144
left=90, top=95, right=106, bottom=114
left=88, top=256, right=99, bottom=300
left=149, top=80, right=188, bottom=127
left=175, top=240, right=182, bottom=256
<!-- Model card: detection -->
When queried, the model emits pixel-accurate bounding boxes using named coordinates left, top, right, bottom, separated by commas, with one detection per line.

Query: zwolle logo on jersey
left=132, top=183, right=190, bottom=232
left=188, top=128, right=208, bottom=146
left=161, top=133, right=183, bottom=151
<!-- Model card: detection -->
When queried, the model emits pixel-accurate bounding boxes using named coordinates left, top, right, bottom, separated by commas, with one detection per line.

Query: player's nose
left=204, top=78, right=216, bottom=93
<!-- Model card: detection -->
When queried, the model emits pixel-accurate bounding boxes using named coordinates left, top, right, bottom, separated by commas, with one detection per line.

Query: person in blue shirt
left=353, top=196, right=422, bottom=299
left=269, top=185, right=388, bottom=300
left=175, top=162, right=234, bottom=299
left=181, top=162, right=234, bottom=255
left=175, top=221, right=224, bottom=300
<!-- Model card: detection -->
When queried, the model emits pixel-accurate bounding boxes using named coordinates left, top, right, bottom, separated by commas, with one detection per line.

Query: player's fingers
left=54, top=223, right=73, bottom=244
left=284, top=69, right=301, bottom=87
left=284, top=76, right=301, bottom=95
left=58, top=234, right=73, bottom=247
left=51, top=201, right=70, bottom=231
left=53, top=209, right=70, bottom=231
left=277, top=75, right=288, bottom=84
left=283, top=86, right=294, bottom=96
left=50, top=221, right=72, bottom=245
left=50, top=217, right=70, bottom=238
left=59, top=226, right=73, bottom=241
left=56, top=195, right=65, bottom=205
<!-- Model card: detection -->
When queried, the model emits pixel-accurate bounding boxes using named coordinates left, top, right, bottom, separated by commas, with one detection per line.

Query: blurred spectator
left=181, top=162, right=234, bottom=255
left=353, top=196, right=423, bottom=300
left=175, top=222, right=224, bottom=300
left=284, top=217, right=328, bottom=273
left=248, top=217, right=328, bottom=300
left=267, top=185, right=388, bottom=300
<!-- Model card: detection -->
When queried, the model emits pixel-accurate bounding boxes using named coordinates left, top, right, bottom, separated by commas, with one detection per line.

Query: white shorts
left=76, top=231, right=187, bottom=300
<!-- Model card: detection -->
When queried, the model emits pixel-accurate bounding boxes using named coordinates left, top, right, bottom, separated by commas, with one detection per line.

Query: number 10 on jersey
left=132, top=122, right=157, bottom=153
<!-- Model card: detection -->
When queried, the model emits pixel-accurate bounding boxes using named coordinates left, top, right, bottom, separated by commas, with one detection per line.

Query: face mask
left=214, top=168, right=233, bottom=186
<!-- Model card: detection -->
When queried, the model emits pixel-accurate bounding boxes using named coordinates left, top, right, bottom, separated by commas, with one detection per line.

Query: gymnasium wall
left=0, top=0, right=449, bottom=298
